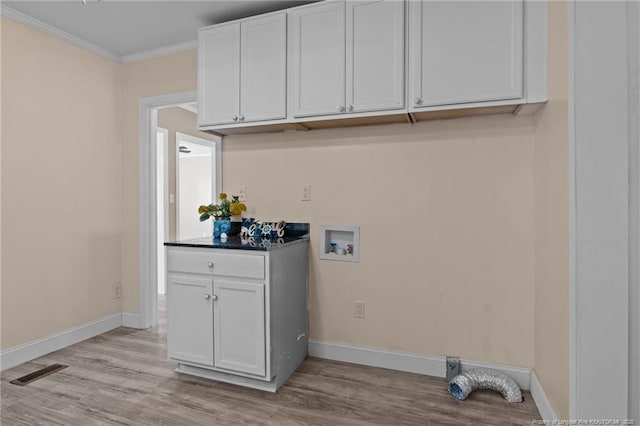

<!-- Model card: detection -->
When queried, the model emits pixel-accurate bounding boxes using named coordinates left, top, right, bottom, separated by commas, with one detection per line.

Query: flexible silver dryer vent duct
left=448, top=368, right=523, bottom=403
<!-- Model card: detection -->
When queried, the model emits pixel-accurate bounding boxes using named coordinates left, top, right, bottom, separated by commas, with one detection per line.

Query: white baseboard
left=309, top=339, right=444, bottom=377
left=308, top=339, right=531, bottom=389
left=122, top=312, right=141, bottom=328
left=0, top=313, right=122, bottom=371
left=530, top=370, right=559, bottom=421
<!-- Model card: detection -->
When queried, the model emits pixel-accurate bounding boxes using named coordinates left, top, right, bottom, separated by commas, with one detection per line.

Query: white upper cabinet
left=240, top=13, right=287, bottom=122
left=198, top=23, right=240, bottom=126
left=346, top=0, right=405, bottom=113
left=289, top=0, right=405, bottom=118
left=409, top=0, right=524, bottom=109
left=198, top=12, right=286, bottom=126
left=197, top=0, right=546, bottom=133
left=288, top=2, right=346, bottom=118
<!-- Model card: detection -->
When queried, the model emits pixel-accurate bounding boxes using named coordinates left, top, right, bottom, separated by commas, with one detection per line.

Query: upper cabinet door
left=240, top=13, right=287, bottom=122
left=409, top=0, right=523, bottom=109
left=198, top=23, right=241, bottom=126
left=213, top=279, right=266, bottom=377
left=346, top=0, right=405, bottom=113
left=289, top=2, right=346, bottom=118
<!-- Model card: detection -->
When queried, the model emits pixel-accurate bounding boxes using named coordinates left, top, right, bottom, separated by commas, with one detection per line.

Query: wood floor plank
left=1, top=296, right=540, bottom=425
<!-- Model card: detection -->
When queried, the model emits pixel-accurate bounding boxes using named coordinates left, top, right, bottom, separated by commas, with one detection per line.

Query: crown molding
left=0, top=5, right=197, bottom=64
left=120, top=39, right=197, bottom=64
left=0, top=4, right=121, bottom=62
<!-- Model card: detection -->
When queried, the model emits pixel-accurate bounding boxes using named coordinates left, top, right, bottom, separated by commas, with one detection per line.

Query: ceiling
left=3, top=1, right=316, bottom=60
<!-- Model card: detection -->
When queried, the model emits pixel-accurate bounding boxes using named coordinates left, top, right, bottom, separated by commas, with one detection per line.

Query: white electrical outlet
left=113, top=283, right=122, bottom=299
left=354, top=300, right=365, bottom=319
left=238, top=186, right=247, bottom=202
left=302, top=184, right=311, bottom=201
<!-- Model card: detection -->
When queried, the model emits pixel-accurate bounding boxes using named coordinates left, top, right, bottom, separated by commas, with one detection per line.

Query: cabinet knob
left=337, top=105, right=345, bottom=112
left=348, top=105, right=354, bottom=112
left=232, top=115, right=238, bottom=121
left=204, top=294, right=211, bottom=300
left=207, top=262, right=214, bottom=268
left=238, top=115, right=245, bottom=121
left=212, top=294, right=218, bottom=301
left=414, top=97, right=422, bottom=105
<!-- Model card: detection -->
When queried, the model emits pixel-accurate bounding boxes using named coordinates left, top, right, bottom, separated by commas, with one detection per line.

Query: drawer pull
left=207, top=262, right=214, bottom=268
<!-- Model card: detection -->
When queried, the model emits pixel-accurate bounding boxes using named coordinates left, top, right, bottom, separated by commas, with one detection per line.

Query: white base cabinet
left=166, top=242, right=308, bottom=392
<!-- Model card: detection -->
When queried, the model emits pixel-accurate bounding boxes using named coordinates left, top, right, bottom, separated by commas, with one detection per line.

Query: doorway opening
left=175, top=132, right=218, bottom=241
left=139, top=91, right=222, bottom=329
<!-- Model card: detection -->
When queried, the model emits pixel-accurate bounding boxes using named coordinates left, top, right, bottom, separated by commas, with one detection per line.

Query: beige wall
left=532, top=1, right=571, bottom=419
left=118, top=45, right=538, bottom=366
left=157, top=107, right=218, bottom=242
left=1, top=6, right=572, bottom=400
left=120, top=51, right=197, bottom=312
left=1, top=17, right=122, bottom=349
left=224, top=117, right=536, bottom=366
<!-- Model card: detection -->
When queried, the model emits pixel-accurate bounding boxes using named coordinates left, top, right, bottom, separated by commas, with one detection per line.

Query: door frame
left=138, top=90, right=223, bottom=329
left=569, top=1, right=640, bottom=420
left=174, top=132, right=221, bottom=241
left=157, top=126, right=169, bottom=295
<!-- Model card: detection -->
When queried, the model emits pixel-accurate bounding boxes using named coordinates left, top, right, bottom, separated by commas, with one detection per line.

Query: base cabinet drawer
left=167, top=248, right=265, bottom=280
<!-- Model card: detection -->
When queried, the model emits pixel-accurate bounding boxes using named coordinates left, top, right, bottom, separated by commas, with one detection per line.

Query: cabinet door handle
left=414, top=97, right=422, bottom=105
left=348, top=105, right=354, bottom=112
left=337, top=105, right=345, bottom=112
left=238, top=115, right=245, bottom=121
left=212, top=294, right=218, bottom=301
left=232, top=115, right=238, bottom=121
left=207, top=262, right=214, bottom=268
left=204, top=294, right=211, bottom=300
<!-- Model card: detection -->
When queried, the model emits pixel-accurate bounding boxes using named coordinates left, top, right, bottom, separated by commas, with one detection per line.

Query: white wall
left=177, top=143, right=213, bottom=239
left=628, top=1, right=640, bottom=421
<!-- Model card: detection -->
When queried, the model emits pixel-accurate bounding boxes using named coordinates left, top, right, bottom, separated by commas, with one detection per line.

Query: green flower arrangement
left=198, top=193, right=247, bottom=221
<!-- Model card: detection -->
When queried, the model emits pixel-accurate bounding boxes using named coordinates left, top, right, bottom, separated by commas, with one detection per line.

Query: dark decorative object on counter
left=229, top=221, right=242, bottom=236
left=241, top=218, right=287, bottom=240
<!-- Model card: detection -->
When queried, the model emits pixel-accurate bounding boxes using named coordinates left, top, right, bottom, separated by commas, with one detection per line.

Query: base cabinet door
left=409, top=0, right=523, bottom=108
left=167, top=274, right=214, bottom=366
left=213, top=279, right=266, bottom=376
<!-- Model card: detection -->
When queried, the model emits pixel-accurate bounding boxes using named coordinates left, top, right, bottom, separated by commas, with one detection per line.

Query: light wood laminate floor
left=1, top=296, right=540, bottom=425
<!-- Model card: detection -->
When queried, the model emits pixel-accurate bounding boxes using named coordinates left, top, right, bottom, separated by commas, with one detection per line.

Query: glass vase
left=213, top=219, right=231, bottom=239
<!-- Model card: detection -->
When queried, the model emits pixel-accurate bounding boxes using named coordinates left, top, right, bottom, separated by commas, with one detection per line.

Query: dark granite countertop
left=164, top=222, right=309, bottom=252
